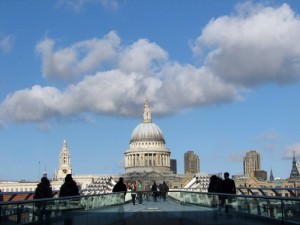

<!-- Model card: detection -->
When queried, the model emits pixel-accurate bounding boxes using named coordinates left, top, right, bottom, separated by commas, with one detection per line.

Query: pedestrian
left=207, top=175, right=222, bottom=207
left=59, top=174, right=79, bottom=225
left=59, top=174, right=80, bottom=197
left=220, top=172, right=236, bottom=213
left=160, top=181, right=169, bottom=201
left=136, top=180, right=143, bottom=204
left=130, top=182, right=137, bottom=205
left=34, top=177, right=53, bottom=224
left=112, top=177, right=127, bottom=201
left=151, top=181, right=158, bottom=202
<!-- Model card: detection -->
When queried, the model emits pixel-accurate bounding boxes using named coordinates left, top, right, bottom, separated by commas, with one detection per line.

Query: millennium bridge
left=0, top=189, right=299, bottom=225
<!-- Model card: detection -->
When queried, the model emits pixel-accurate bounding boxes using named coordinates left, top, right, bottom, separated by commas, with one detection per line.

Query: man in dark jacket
left=59, top=174, right=80, bottom=197
left=34, top=177, right=53, bottom=224
left=113, top=177, right=127, bottom=201
left=59, top=174, right=79, bottom=225
left=220, top=172, right=236, bottom=213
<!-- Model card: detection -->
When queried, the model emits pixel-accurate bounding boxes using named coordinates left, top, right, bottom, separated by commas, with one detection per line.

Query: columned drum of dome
left=124, top=99, right=171, bottom=174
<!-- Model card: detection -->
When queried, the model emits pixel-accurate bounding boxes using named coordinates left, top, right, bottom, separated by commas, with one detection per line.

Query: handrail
left=0, top=190, right=299, bottom=225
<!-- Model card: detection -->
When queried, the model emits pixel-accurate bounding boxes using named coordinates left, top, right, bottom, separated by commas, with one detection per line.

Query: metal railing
left=0, top=190, right=299, bottom=225
left=0, top=192, right=125, bottom=225
left=169, top=190, right=300, bottom=224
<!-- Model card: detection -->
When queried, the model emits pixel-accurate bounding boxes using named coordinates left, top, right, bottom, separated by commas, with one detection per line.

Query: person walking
left=34, top=177, right=53, bottom=224
left=130, top=182, right=137, bottom=205
left=160, top=181, right=169, bottom=201
left=220, top=172, right=236, bottom=213
left=136, top=180, right=143, bottom=204
left=151, top=181, right=158, bottom=202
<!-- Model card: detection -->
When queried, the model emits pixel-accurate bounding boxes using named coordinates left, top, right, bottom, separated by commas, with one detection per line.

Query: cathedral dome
left=130, top=122, right=165, bottom=143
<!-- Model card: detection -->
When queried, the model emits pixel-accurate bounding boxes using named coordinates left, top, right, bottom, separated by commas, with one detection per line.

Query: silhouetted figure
left=220, top=172, right=236, bottom=213
left=160, top=181, right=169, bottom=201
left=59, top=174, right=79, bottom=225
left=112, top=177, right=127, bottom=201
left=34, top=177, right=53, bottom=224
left=136, top=180, right=143, bottom=204
left=208, top=175, right=222, bottom=207
left=151, top=181, right=158, bottom=202
left=59, top=174, right=79, bottom=197
left=0, top=189, right=3, bottom=225
left=0, top=189, right=3, bottom=202
left=130, top=182, right=137, bottom=205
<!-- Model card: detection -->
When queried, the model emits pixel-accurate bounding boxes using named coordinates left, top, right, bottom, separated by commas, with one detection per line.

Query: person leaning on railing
left=207, top=175, right=222, bottom=207
left=112, top=177, right=127, bottom=202
left=220, top=172, right=236, bottom=213
left=59, top=174, right=80, bottom=225
left=59, top=174, right=80, bottom=197
left=33, top=177, right=53, bottom=223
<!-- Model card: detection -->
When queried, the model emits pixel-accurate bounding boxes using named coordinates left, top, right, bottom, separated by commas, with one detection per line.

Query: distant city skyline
left=0, top=0, right=300, bottom=180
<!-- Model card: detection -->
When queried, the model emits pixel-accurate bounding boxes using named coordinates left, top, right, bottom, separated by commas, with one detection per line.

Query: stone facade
left=124, top=99, right=171, bottom=174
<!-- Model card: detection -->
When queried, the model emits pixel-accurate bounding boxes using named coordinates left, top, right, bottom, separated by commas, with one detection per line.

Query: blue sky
left=1, top=0, right=300, bottom=181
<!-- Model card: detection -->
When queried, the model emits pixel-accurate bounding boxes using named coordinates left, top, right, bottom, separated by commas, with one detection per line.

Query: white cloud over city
left=57, top=0, right=119, bottom=11
left=193, top=3, right=300, bottom=87
left=0, top=34, right=15, bottom=53
left=1, top=2, right=300, bottom=124
left=282, top=143, right=300, bottom=159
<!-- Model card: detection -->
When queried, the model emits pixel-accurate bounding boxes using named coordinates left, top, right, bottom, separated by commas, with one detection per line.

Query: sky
left=0, top=0, right=300, bottom=181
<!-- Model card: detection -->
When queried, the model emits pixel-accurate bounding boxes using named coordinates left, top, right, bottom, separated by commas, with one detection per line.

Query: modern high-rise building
left=184, top=151, right=199, bottom=175
left=170, top=159, right=177, bottom=174
left=243, top=150, right=260, bottom=177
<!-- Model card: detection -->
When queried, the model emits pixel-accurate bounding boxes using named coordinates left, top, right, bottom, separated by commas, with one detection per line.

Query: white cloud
left=193, top=3, right=300, bottom=87
left=36, top=31, right=120, bottom=80
left=282, top=143, right=300, bottom=159
left=228, top=152, right=244, bottom=163
left=0, top=35, right=15, bottom=53
left=257, top=129, right=280, bottom=141
left=118, top=39, right=168, bottom=74
left=0, top=65, right=238, bottom=123
left=2, top=3, right=300, bottom=124
left=57, top=0, right=118, bottom=12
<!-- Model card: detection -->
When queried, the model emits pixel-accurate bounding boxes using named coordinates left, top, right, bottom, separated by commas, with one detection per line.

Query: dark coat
left=59, top=180, right=79, bottom=197
left=208, top=176, right=222, bottom=193
left=34, top=179, right=53, bottom=199
left=112, top=181, right=127, bottom=194
left=222, top=178, right=236, bottom=194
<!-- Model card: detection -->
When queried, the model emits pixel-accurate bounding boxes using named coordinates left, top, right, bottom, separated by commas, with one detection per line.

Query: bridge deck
left=78, top=198, right=284, bottom=225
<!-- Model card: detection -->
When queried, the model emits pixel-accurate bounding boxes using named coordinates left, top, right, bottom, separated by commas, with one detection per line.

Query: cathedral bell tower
left=55, top=140, right=72, bottom=180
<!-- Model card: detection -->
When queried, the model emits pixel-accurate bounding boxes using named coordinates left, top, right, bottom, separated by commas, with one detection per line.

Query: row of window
left=131, top=142, right=164, bottom=147
left=1, top=187, right=35, bottom=192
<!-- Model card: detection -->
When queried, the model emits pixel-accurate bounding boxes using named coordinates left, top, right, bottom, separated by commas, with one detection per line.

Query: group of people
left=112, top=177, right=169, bottom=205
left=33, top=174, right=80, bottom=224
left=207, top=172, right=236, bottom=213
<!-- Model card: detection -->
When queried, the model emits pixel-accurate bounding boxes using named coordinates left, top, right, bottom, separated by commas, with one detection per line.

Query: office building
left=184, top=150, right=199, bottom=175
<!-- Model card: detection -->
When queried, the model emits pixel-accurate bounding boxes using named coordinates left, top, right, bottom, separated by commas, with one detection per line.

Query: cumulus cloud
left=36, top=31, right=120, bottom=80
left=282, top=143, right=300, bottom=159
left=2, top=2, right=300, bottom=124
left=228, top=152, right=244, bottom=162
left=57, top=0, right=119, bottom=11
left=118, top=39, right=168, bottom=74
left=193, top=3, right=300, bottom=87
left=0, top=35, right=15, bottom=53
left=0, top=65, right=238, bottom=123
left=257, top=129, right=280, bottom=141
